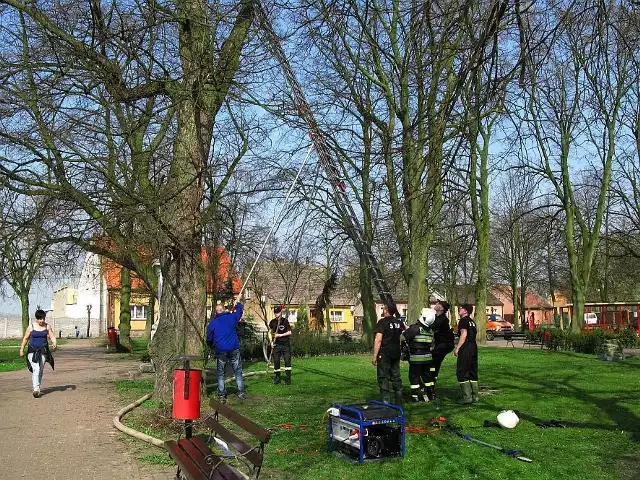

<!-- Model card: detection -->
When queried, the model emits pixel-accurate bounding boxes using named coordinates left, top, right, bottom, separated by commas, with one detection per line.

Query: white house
left=51, top=252, right=107, bottom=338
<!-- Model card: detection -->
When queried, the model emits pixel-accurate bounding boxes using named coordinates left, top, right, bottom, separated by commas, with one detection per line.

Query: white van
left=584, top=312, right=598, bottom=325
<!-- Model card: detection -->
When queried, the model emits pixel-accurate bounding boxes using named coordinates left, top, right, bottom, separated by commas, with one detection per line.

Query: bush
left=527, top=326, right=638, bottom=354
left=291, top=330, right=369, bottom=358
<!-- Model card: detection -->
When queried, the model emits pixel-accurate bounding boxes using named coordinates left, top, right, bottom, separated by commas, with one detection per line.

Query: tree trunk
left=475, top=234, right=489, bottom=344
left=359, top=258, right=378, bottom=346
left=20, top=291, right=30, bottom=334
left=406, top=240, right=429, bottom=322
left=119, top=267, right=133, bottom=353
left=150, top=245, right=206, bottom=402
left=571, top=287, right=585, bottom=332
left=145, top=294, right=155, bottom=340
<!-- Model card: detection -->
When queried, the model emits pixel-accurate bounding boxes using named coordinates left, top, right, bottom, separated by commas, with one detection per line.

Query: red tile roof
left=101, top=243, right=242, bottom=294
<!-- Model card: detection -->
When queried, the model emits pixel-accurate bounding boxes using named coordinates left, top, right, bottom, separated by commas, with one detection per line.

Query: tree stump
left=598, top=339, right=624, bottom=362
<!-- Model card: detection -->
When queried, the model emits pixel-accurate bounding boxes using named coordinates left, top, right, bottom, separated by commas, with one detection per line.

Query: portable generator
left=327, top=401, right=405, bottom=463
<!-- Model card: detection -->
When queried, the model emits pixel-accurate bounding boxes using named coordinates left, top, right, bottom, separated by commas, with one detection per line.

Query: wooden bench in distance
left=503, top=333, right=527, bottom=348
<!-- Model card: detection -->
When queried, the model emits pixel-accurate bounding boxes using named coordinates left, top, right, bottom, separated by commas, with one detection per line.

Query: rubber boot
left=426, top=386, right=436, bottom=402
left=470, top=381, right=479, bottom=404
left=274, top=372, right=281, bottom=384
left=457, top=381, right=473, bottom=405
left=394, top=390, right=404, bottom=408
left=381, top=392, right=391, bottom=404
left=285, top=370, right=291, bottom=385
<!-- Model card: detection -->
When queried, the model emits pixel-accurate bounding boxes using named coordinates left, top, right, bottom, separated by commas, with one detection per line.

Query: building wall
left=243, top=300, right=356, bottom=332
left=112, top=292, right=159, bottom=331
left=0, top=314, right=100, bottom=339
left=52, top=252, right=108, bottom=335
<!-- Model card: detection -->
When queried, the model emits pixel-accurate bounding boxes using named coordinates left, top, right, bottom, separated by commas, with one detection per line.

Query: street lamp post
left=86, top=304, right=92, bottom=338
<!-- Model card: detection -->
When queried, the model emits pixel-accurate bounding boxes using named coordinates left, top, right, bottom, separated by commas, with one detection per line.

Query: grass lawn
left=117, top=348, right=640, bottom=480
left=0, top=339, right=67, bottom=372
left=104, top=337, right=150, bottom=361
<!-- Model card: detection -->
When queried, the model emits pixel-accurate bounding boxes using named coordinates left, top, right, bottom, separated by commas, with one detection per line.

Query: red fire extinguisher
left=172, top=360, right=202, bottom=422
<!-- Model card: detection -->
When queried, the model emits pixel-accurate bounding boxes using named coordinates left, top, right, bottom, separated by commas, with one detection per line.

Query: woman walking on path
left=19, top=309, right=57, bottom=398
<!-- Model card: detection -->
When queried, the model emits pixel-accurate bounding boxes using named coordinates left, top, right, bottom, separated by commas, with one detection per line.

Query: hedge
left=525, top=327, right=639, bottom=354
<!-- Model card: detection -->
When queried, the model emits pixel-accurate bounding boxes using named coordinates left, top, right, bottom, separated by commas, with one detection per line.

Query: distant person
left=75, top=326, right=80, bottom=338
left=19, top=309, right=57, bottom=398
left=269, top=306, right=292, bottom=385
left=372, top=303, right=405, bottom=406
left=431, top=300, right=455, bottom=400
left=489, top=309, right=497, bottom=321
left=454, top=304, right=478, bottom=405
left=206, top=301, right=245, bottom=403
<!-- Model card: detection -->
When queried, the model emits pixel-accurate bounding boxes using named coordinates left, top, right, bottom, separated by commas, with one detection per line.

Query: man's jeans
left=216, top=349, right=244, bottom=397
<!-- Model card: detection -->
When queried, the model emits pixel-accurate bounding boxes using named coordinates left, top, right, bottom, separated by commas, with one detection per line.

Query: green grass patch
left=139, top=452, right=174, bottom=466
left=0, top=338, right=68, bottom=347
left=0, top=346, right=25, bottom=372
left=115, top=348, right=640, bottom=479
left=105, top=337, right=150, bottom=361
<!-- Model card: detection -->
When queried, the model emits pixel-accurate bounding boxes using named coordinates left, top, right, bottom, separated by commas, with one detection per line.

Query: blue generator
left=328, top=401, right=405, bottom=463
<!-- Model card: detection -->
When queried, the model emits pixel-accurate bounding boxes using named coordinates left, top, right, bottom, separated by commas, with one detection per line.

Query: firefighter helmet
left=418, top=308, right=436, bottom=328
left=497, top=410, right=520, bottom=429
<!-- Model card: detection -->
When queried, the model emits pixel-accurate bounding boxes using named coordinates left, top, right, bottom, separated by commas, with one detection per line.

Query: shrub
left=528, top=326, right=638, bottom=354
left=291, top=330, right=369, bottom=358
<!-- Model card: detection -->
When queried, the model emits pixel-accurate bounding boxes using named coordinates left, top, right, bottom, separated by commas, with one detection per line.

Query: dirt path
left=0, top=340, right=173, bottom=480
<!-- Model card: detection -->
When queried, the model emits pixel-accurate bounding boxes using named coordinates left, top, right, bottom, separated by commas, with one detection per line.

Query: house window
left=330, top=310, right=343, bottom=323
left=130, top=305, right=147, bottom=320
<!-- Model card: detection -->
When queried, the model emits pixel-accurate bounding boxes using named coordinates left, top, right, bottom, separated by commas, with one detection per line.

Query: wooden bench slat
left=203, top=417, right=263, bottom=467
left=179, top=439, right=241, bottom=480
left=210, top=399, right=271, bottom=443
left=166, top=440, right=209, bottom=480
left=189, top=437, right=247, bottom=480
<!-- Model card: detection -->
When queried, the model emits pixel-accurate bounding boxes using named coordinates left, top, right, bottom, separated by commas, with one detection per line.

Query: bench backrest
left=208, top=399, right=271, bottom=469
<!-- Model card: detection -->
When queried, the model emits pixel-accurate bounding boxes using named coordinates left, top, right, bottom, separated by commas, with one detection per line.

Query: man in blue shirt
left=206, top=301, right=245, bottom=402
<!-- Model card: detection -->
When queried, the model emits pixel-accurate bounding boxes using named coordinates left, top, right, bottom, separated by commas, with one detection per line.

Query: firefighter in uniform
left=372, top=303, right=404, bottom=406
left=269, top=306, right=292, bottom=385
left=431, top=300, right=455, bottom=400
left=402, top=308, right=436, bottom=402
left=454, top=303, right=479, bottom=404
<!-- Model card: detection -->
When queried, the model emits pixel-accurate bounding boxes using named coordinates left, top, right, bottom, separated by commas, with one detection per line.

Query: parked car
left=486, top=315, right=514, bottom=340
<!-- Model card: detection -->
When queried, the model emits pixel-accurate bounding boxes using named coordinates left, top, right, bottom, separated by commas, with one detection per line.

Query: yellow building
left=104, top=246, right=242, bottom=332
left=242, top=261, right=357, bottom=333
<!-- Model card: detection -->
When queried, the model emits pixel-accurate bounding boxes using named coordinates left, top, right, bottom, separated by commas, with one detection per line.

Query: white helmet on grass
left=497, top=410, right=520, bottom=429
left=418, top=308, right=436, bottom=328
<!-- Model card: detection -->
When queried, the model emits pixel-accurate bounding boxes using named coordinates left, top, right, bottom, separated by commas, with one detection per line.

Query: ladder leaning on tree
left=254, top=4, right=396, bottom=312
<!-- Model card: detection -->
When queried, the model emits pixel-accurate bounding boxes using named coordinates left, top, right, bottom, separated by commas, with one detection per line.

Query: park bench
left=503, top=332, right=527, bottom=348
left=165, top=398, right=271, bottom=480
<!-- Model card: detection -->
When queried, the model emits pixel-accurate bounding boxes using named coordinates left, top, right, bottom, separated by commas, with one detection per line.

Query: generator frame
left=328, top=401, right=405, bottom=463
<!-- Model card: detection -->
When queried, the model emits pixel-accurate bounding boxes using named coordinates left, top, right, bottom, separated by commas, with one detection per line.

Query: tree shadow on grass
left=487, top=370, right=640, bottom=442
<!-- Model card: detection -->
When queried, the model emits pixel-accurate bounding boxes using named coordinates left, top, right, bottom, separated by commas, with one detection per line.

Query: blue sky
left=0, top=281, right=55, bottom=315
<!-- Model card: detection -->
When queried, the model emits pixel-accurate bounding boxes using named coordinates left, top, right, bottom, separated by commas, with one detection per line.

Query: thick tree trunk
left=406, top=241, right=429, bottom=322
left=359, top=258, right=378, bottom=346
left=20, top=292, right=30, bottom=334
left=150, top=245, right=206, bottom=402
left=119, top=267, right=133, bottom=353
left=571, top=287, right=585, bottom=332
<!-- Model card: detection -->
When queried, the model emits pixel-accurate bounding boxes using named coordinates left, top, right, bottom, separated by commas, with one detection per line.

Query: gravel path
left=0, top=340, right=173, bottom=480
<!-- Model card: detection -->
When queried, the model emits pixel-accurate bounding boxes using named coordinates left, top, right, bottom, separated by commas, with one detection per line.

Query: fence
left=0, top=315, right=104, bottom=339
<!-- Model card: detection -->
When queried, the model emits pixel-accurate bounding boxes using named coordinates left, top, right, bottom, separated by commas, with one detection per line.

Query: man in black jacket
left=269, top=306, right=292, bottom=385
left=372, top=303, right=405, bottom=405
left=431, top=300, right=455, bottom=400
left=454, top=304, right=479, bottom=404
